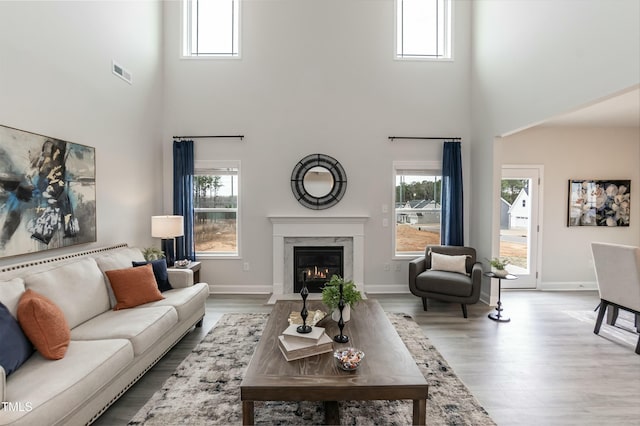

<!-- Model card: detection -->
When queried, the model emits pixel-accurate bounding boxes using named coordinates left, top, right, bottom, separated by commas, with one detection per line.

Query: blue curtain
left=441, top=141, right=464, bottom=246
left=173, top=140, right=196, bottom=261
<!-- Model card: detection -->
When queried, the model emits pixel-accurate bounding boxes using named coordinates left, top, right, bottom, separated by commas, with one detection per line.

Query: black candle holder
left=297, top=272, right=312, bottom=334
left=334, top=282, right=349, bottom=343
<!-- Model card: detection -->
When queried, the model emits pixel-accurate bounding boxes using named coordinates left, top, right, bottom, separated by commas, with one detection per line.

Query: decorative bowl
left=174, top=259, right=190, bottom=268
left=334, top=347, right=365, bottom=371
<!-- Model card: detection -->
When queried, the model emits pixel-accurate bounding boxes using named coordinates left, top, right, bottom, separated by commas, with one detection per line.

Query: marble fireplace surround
left=269, top=216, right=368, bottom=298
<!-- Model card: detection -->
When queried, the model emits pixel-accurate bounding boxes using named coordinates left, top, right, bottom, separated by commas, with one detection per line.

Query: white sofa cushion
left=23, top=257, right=110, bottom=329
left=0, top=278, right=26, bottom=319
left=3, top=339, right=133, bottom=425
left=143, top=282, right=209, bottom=322
left=94, top=247, right=146, bottom=272
left=70, top=306, right=178, bottom=356
left=167, top=268, right=194, bottom=289
left=94, top=247, right=146, bottom=307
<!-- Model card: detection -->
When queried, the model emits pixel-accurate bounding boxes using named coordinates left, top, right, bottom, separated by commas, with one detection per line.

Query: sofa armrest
left=469, top=262, right=484, bottom=301
left=471, top=261, right=483, bottom=281
left=409, top=256, right=426, bottom=289
left=1, top=365, right=5, bottom=403
left=167, top=269, right=194, bottom=288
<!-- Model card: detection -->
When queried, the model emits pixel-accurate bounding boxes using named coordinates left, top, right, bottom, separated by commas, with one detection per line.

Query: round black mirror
left=291, top=154, right=347, bottom=210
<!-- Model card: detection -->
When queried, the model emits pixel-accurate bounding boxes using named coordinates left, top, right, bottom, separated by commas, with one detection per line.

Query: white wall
left=500, top=127, right=640, bottom=289
left=162, top=0, right=472, bottom=292
left=0, top=0, right=164, bottom=266
left=471, top=0, right=640, bottom=300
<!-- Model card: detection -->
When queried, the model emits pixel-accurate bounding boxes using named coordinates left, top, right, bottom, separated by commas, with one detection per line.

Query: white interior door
left=499, top=166, right=542, bottom=289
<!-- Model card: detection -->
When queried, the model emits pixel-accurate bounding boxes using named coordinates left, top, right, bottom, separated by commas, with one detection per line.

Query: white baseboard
left=206, top=282, right=598, bottom=297
left=364, top=284, right=412, bottom=294
left=539, top=281, right=598, bottom=291
left=480, top=290, right=492, bottom=306
left=207, top=284, right=272, bottom=294
left=208, top=283, right=413, bottom=295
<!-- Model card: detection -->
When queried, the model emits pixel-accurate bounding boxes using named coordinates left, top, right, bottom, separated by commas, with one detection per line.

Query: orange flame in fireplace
left=304, top=266, right=330, bottom=280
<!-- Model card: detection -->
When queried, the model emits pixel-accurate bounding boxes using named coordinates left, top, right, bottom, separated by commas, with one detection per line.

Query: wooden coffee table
left=240, top=299, right=428, bottom=425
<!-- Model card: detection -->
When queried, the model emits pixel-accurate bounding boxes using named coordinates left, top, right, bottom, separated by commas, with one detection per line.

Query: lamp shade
left=151, top=215, right=184, bottom=238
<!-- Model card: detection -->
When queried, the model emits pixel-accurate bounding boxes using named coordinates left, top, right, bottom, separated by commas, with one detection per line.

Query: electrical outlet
left=382, top=218, right=389, bottom=227
left=384, top=263, right=390, bottom=271
left=382, top=204, right=389, bottom=213
left=394, top=264, right=401, bottom=272
left=243, top=262, right=250, bottom=271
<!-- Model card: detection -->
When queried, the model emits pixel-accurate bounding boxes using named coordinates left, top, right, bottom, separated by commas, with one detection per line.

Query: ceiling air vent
left=112, top=60, right=132, bottom=84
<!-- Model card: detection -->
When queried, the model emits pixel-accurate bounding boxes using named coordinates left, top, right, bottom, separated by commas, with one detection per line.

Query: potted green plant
left=321, top=275, right=362, bottom=322
left=486, top=257, right=510, bottom=278
left=142, top=247, right=165, bottom=261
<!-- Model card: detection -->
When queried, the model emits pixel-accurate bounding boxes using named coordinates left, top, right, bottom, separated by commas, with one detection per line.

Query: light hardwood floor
left=95, top=291, right=640, bottom=426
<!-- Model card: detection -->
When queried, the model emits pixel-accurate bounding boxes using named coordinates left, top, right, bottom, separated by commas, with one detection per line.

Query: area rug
left=129, top=313, right=495, bottom=425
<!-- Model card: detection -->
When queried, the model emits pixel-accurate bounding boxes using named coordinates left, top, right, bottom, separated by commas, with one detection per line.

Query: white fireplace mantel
left=269, top=215, right=369, bottom=296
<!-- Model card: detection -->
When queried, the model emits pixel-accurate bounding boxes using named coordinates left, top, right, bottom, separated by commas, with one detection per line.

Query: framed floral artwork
left=568, top=179, right=630, bottom=227
left=0, top=125, right=96, bottom=258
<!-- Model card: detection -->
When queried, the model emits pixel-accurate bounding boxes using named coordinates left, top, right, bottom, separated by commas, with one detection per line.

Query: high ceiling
left=541, top=87, right=640, bottom=128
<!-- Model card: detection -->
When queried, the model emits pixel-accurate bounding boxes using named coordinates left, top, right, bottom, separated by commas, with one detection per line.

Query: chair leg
left=636, top=336, right=640, bottom=355
left=421, top=297, right=428, bottom=311
left=635, top=314, right=639, bottom=333
left=460, top=304, right=468, bottom=318
left=594, top=300, right=607, bottom=334
left=606, top=305, right=619, bottom=326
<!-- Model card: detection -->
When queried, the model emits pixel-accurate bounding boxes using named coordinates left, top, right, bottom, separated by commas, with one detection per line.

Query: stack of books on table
left=278, top=324, right=333, bottom=361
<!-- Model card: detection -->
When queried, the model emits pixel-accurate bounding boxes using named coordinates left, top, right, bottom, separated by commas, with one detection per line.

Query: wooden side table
left=171, top=261, right=201, bottom=283
left=484, top=272, right=517, bottom=322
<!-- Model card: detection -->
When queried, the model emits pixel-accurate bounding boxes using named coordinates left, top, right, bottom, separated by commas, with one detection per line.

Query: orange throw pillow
left=105, top=264, right=164, bottom=310
left=17, top=289, right=70, bottom=360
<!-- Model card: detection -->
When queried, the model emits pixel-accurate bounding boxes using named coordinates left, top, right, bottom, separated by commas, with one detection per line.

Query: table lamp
left=151, top=215, right=184, bottom=266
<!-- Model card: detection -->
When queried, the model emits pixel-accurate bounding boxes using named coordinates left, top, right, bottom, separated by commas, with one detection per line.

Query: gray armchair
left=408, top=245, right=483, bottom=318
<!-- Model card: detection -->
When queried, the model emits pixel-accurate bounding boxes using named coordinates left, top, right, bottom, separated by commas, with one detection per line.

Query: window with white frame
left=194, top=161, right=239, bottom=256
left=183, top=0, right=240, bottom=57
left=394, top=162, right=442, bottom=256
left=395, top=0, right=452, bottom=59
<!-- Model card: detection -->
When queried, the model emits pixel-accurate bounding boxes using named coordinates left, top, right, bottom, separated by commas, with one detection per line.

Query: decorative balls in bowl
left=334, top=347, right=365, bottom=371
left=174, top=259, right=190, bottom=268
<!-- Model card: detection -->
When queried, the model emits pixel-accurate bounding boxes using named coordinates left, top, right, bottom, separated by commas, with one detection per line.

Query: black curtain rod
left=388, top=136, right=461, bottom=141
left=173, top=135, right=244, bottom=140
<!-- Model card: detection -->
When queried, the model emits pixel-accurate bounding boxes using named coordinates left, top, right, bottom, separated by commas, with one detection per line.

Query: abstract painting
left=0, top=125, right=96, bottom=258
left=568, top=179, right=630, bottom=227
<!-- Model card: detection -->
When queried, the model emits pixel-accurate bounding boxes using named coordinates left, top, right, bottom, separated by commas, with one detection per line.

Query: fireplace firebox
left=294, top=246, right=344, bottom=293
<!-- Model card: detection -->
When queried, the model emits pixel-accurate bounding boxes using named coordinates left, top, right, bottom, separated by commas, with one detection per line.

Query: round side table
left=484, top=272, right=517, bottom=322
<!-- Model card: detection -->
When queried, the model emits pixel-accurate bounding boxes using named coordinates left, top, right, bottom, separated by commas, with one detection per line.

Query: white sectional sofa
left=0, top=244, right=209, bottom=425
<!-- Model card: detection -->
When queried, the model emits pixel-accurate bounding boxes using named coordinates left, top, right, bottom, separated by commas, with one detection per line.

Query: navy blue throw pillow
left=0, top=301, right=34, bottom=376
left=132, top=259, right=172, bottom=292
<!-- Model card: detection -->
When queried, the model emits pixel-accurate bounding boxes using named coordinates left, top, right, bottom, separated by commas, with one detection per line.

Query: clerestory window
left=395, top=0, right=452, bottom=60
left=183, top=0, right=240, bottom=58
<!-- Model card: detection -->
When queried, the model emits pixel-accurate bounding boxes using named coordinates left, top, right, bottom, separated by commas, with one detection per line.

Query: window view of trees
left=194, top=171, right=238, bottom=254
left=395, top=174, right=442, bottom=254
left=501, top=179, right=528, bottom=204
left=499, top=178, right=530, bottom=269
